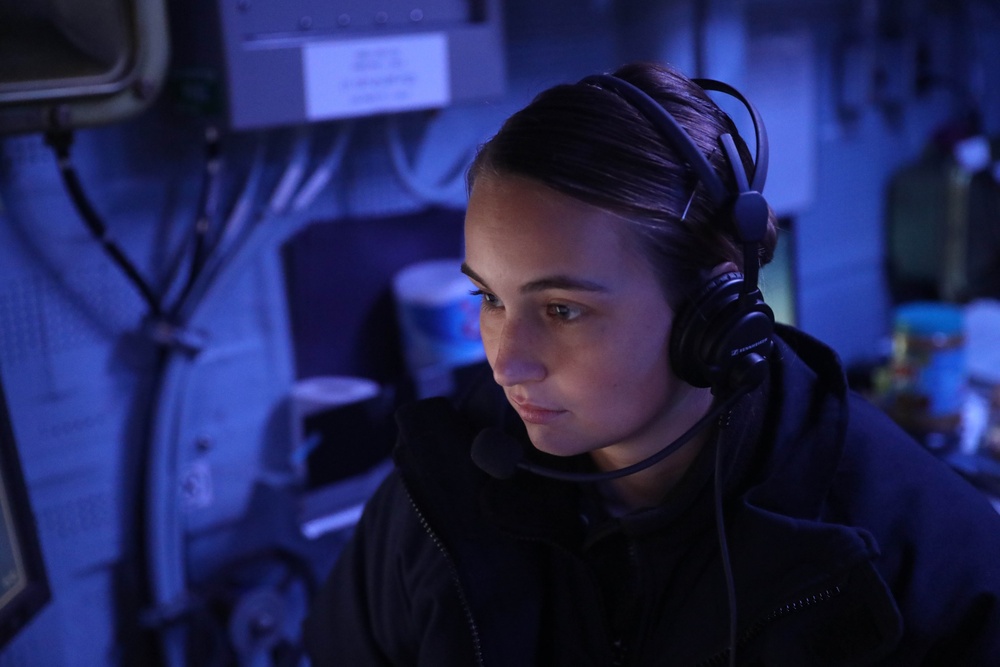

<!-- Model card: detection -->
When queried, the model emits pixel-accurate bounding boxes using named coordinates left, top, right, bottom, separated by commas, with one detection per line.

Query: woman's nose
left=488, top=318, right=546, bottom=387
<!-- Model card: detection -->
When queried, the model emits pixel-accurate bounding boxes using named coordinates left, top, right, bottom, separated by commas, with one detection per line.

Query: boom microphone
left=471, top=389, right=747, bottom=482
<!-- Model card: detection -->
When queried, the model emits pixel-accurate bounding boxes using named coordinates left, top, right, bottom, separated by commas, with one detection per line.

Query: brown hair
left=467, top=61, right=778, bottom=308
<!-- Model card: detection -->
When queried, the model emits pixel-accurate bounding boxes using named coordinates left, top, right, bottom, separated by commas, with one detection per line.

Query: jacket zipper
left=694, top=585, right=843, bottom=667
left=403, top=485, right=486, bottom=667
left=611, top=538, right=641, bottom=667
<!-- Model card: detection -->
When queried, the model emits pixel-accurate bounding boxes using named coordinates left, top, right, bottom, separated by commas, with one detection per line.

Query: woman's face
left=463, top=175, right=710, bottom=465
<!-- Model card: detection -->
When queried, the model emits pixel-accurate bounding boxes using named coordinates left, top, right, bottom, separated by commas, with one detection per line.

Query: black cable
left=713, top=415, right=738, bottom=667
left=42, top=133, right=175, bottom=667
left=173, top=125, right=223, bottom=315
left=44, top=130, right=164, bottom=318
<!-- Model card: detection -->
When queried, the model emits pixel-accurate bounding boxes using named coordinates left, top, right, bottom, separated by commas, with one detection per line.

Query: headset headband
left=578, top=74, right=768, bottom=199
left=692, top=77, right=769, bottom=194
left=578, top=72, right=771, bottom=297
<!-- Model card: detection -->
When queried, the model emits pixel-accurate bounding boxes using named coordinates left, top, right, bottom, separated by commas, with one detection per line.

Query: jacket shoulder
left=829, top=392, right=1000, bottom=660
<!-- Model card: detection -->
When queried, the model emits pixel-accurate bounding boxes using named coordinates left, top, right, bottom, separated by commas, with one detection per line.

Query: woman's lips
left=509, top=397, right=567, bottom=425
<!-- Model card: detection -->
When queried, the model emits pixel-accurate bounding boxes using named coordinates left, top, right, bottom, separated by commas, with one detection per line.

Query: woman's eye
left=469, top=289, right=502, bottom=310
left=547, top=303, right=583, bottom=321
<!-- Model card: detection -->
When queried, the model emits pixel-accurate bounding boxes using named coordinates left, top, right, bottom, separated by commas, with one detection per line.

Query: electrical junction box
left=214, top=0, right=506, bottom=130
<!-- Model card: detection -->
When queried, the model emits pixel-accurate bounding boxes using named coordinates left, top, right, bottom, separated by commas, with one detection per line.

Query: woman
left=303, top=62, right=1000, bottom=666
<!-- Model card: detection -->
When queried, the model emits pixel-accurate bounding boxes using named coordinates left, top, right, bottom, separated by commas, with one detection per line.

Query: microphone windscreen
left=471, top=427, right=524, bottom=479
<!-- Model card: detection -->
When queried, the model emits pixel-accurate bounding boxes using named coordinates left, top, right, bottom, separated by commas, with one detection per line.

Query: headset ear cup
left=671, top=272, right=739, bottom=388
left=670, top=272, right=775, bottom=392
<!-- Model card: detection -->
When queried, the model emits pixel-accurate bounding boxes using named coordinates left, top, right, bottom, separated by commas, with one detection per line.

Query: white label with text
left=303, top=33, right=450, bottom=119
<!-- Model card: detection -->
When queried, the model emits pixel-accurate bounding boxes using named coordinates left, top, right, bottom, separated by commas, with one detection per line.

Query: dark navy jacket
left=303, top=326, right=1000, bottom=665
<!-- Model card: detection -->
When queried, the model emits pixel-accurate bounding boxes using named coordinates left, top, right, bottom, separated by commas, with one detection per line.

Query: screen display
left=761, top=219, right=798, bottom=326
left=0, top=380, right=50, bottom=649
left=0, top=471, right=30, bottom=609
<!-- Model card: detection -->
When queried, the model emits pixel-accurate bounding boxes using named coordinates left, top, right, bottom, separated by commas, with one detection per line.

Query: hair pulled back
left=467, top=61, right=779, bottom=308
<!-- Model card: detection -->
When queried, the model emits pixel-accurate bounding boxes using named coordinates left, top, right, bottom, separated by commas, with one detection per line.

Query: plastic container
left=887, top=302, right=966, bottom=447
left=392, top=258, right=485, bottom=375
left=289, top=376, right=392, bottom=487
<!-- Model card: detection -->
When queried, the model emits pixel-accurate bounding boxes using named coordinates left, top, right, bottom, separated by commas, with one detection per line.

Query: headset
left=579, top=74, right=776, bottom=396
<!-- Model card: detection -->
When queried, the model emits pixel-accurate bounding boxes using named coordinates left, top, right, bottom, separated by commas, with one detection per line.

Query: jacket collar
left=740, top=325, right=850, bottom=520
